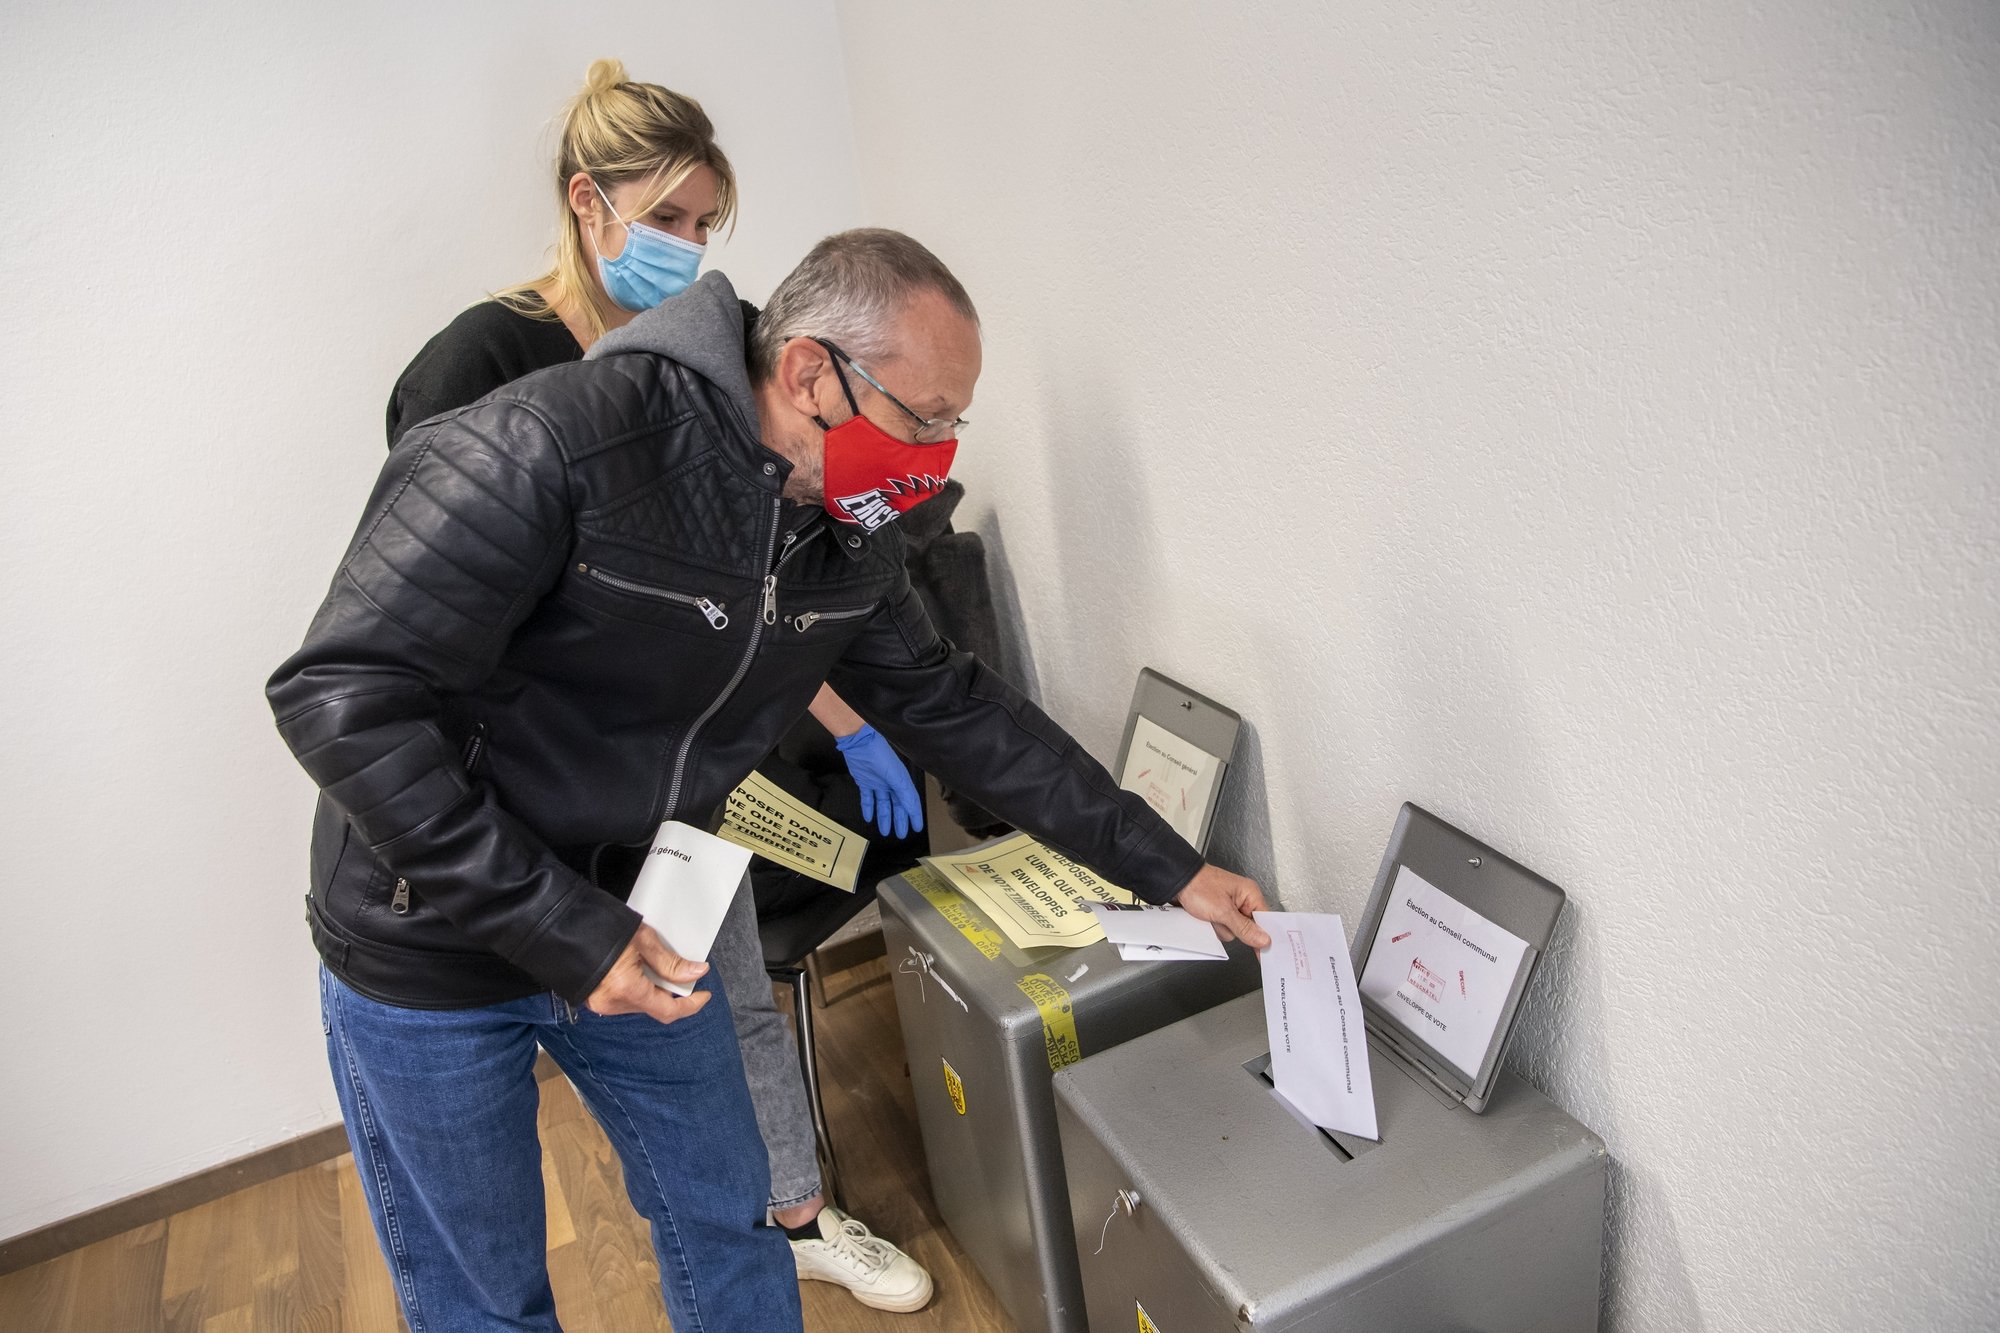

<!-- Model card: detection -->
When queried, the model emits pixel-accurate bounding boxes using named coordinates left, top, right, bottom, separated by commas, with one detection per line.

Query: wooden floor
left=0, top=956, right=1018, bottom=1332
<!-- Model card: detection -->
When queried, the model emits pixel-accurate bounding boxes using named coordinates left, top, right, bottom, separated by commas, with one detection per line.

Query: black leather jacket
left=267, top=275, right=1202, bottom=1008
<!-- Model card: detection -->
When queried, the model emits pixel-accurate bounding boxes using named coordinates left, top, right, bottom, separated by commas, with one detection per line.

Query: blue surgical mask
left=593, top=181, right=705, bottom=311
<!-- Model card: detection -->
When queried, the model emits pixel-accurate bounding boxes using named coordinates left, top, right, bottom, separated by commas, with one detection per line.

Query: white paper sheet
left=624, top=820, right=753, bottom=996
left=1083, top=902, right=1229, bottom=962
left=1117, top=715, right=1222, bottom=846
left=1256, top=911, right=1378, bottom=1141
left=1356, top=865, right=1531, bottom=1081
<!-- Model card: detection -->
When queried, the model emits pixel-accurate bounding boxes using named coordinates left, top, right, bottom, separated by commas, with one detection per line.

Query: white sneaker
left=790, top=1204, right=934, bottom=1312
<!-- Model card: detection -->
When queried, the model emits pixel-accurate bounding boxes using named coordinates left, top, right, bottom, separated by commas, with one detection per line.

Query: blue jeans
left=320, top=966, right=802, bottom=1333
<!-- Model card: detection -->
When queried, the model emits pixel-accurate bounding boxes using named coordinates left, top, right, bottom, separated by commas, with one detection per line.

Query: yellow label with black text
left=1137, top=1301, right=1162, bottom=1333
left=1015, top=973, right=1082, bottom=1072
left=904, top=864, right=1004, bottom=960
left=942, top=1057, right=966, bottom=1115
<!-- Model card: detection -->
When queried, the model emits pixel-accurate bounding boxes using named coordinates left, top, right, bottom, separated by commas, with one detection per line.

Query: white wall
left=0, top=0, right=859, bottom=1241
left=6, top=3, right=1995, bottom=1326
left=834, top=2, right=1998, bottom=1330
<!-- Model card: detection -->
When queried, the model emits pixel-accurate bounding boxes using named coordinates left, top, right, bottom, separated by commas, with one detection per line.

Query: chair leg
left=789, top=968, right=843, bottom=1211
left=805, top=949, right=829, bottom=1010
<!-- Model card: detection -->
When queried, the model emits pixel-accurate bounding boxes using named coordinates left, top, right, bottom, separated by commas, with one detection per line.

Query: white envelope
left=1256, top=910, right=1379, bottom=1141
left=624, top=820, right=753, bottom=996
left=1083, top=902, right=1229, bottom=962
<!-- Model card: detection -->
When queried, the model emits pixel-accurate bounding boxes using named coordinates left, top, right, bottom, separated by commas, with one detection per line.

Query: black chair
left=750, top=744, right=943, bottom=1211
left=759, top=884, right=880, bottom=1210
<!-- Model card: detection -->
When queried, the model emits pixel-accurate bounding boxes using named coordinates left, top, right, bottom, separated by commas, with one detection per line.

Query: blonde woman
left=387, top=62, right=736, bottom=436
left=373, top=60, right=932, bottom=1317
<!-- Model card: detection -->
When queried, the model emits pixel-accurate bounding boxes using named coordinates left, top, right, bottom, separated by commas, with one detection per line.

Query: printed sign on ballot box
left=1358, top=865, right=1531, bottom=1081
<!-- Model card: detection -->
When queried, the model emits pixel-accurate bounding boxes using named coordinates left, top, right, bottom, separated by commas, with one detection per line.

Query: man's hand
left=586, top=925, right=712, bottom=1025
left=1173, top=864, right=1272, bottom=949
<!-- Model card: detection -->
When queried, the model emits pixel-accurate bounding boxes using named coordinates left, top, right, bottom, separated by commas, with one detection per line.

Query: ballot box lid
left=1112, top=668, right=1241, bottom=855
left=1351, top=803, right=1566, bottom=1113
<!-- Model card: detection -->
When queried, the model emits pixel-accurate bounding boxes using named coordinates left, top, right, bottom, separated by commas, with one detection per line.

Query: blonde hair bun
left=583, top=59, right=628, bottom=96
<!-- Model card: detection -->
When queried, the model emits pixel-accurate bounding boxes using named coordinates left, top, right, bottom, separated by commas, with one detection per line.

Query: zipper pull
left=696, top=598, right=729, bottom=630
left=392, top=879, right=412, bottom=914
left=792, top=611, right=822, bottom=633
left=460, top=721, right=488, bottom=772
left=762, top=575, right=778, bottom=625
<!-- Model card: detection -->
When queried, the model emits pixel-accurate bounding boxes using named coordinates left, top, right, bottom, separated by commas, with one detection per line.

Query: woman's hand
left=835, top=723, right=926, bottom=839
left=811, top=683, right=926, bottom=839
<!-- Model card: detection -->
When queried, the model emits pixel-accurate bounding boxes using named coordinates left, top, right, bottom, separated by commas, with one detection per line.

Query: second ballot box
left=1052, top=804, right=1608, bottom=1332
left=879, top=866, right=1260, bottom=1333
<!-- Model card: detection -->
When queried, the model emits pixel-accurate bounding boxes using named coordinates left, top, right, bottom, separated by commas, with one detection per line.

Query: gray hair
left=750, top=228, right=979, bottom=382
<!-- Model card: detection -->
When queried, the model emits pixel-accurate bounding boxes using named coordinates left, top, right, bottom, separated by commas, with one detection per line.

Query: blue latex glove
left=834, top=724, right=925, bottom=840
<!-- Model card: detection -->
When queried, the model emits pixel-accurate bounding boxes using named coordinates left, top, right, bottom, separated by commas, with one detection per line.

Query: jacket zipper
left=660, top=499, right=782, bottom=820
left=783, top=605, right=875, bottom=633
left=775, top=522, right=825, bottom=570
left=393, top=721, right=487, bottom=916
left=577, top=563, right=729, bottom=630
left=767, top=523, right=828, bottom=627
left=460, top=721, right=488, bottom=773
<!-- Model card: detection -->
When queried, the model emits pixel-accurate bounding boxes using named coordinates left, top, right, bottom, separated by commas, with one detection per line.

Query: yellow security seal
left=942, top=1057, right=966, bottom=1115
left=1014, top=972, right=1082, bottom=1072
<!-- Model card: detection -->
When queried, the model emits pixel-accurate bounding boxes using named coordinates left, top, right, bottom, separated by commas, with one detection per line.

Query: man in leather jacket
left=268, top=229, right=1268, bottom=1332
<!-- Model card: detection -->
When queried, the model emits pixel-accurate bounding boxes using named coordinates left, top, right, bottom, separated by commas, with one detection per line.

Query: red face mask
left=814, top=341, right=959, bottom=530
left=819, top=415, right=958, bottom=530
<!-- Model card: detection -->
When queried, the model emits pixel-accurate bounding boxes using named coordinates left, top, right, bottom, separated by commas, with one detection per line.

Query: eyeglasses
left=814, top=338, right=967, bottom=444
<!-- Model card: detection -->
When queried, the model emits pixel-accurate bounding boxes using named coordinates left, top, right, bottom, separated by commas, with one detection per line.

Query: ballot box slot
left=1240, top=1054, right=1366, bottom=1161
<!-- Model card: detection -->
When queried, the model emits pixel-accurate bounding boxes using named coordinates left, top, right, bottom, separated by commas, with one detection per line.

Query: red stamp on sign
left=1407, top=957, right=1444, bottom=1003
left=1459, top=969, right=1467, bottom=998
left=1390, top=930, right=1413, bottom=944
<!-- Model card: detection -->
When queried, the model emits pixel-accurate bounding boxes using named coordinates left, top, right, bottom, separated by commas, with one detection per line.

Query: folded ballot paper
left=1256, top=910, right=1379, bottom=1141
left=1083, top=902, right=1230, bottom=962
left=624, top=820, right=753, bottom=996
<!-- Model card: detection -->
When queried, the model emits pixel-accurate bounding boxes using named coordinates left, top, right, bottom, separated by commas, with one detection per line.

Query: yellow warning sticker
left=942, top=1057, right=966, bottom=1115
left=1015, top=973, right=1082, bottom=1072
left=904, top=864, right=1004, bottom=960
left=1137, top=1300, right=1162, bottom=1333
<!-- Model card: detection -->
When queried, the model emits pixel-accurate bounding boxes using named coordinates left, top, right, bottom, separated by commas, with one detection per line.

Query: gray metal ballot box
left=880, top=670, right=1259, bottom=1333
left=1054, top=804, right=1608, bottom=1333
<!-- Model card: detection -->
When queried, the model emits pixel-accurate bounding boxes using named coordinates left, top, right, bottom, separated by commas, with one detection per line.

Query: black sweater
left=386, top=300, right=581, bottom=447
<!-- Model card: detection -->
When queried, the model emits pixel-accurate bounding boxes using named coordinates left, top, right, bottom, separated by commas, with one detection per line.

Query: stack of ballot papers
left=920, top=832, right=1139, bottom=949
left=1083, top=902, right=1230, bottom=962
left=1255, top=910, right=1379, bottom=1141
